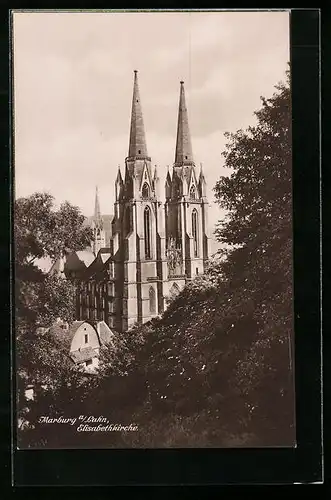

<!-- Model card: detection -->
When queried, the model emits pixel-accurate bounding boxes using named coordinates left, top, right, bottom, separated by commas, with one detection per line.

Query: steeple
left=128, top=70, right=149, bottom=159
left=94, top=185, right=103, bottom=228
left=174, top=81, right=194, bottom=166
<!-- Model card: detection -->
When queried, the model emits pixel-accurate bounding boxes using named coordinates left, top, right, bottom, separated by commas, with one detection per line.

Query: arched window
left=125, top=206, right=132, bottom=236
left=149, top=286, right=156, bottom=314
left=192, top=209, right=198, bottom=258
left=144, top=206, right=151, bottom=259
left=190, top=185, right=196, bottom=199
left=142, top=182, right=150, bottom=199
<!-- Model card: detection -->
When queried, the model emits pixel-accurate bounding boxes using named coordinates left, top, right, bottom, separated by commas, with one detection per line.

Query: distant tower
left=92, top=186, right=106, bottom=255
left=112, top=70, right=166, bottom=332
left=165, top=81, right=210, bottom=289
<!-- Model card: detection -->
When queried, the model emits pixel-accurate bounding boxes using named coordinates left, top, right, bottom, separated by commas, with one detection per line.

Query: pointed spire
left=128, top=70, right=148, bottom=159
left=116, top=165, right=123, bottom=184
left=175, top=81, right=194, bottom=166
left=94, top=185, right=103, bottom=228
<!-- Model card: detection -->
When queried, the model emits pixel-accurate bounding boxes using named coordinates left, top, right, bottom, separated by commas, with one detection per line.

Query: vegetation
left=15, top=193, right=93, bottom=447
left=17, top=72, right=295, bottom=448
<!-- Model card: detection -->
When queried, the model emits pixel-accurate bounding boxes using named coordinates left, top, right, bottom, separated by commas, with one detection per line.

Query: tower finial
left=128, top=70, right=148, bottom=159
left=174, top=80, right=194, bottom=166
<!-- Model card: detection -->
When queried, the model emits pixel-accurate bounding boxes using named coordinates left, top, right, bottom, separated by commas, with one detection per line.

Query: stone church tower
left=71, top=71, right=210, bottom=333
left=165, top=81, right=210, bottom=291
left=111, top=70, right=167, bottom=332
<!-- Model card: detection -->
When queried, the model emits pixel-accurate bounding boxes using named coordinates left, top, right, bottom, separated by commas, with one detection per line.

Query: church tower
left=92, top=185, right=106, bottom=255
left=112, top=70, right=166, bottom=332
left=165, top=81, right=210, bottom=291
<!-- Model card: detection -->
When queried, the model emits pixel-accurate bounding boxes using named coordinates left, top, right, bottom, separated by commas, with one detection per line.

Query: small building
left=49, top=319, right=114, bottom=373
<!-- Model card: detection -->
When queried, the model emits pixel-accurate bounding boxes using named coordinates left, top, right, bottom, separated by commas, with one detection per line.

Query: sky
left=13, top=10, right=290, bottom=251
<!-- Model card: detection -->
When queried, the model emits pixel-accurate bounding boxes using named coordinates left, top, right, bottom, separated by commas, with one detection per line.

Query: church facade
left=66, top=71, right=210, bottom=333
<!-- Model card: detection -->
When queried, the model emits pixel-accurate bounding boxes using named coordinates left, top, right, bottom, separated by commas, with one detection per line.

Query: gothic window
left=149, top=287, right=156, bottom=314
left=125, top=206, right=132, bottom=236
left=192, top=209, right=199, bottom=258
left=190, top=185, right=196, bottom=200
left=144, top=206, right=151, bottom=259
left=142, top=182, right=150, bottom=199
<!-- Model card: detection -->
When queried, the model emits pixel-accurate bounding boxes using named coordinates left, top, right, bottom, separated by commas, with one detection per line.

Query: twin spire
left=175, top=81, right=194, bottom=165
left=128, top=70, right=194, bottom=166
left=128, top=70, right=149, bottom=159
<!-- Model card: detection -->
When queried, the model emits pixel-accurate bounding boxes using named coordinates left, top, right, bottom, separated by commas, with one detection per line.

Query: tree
left=15, top=193, right=93, bottom=446
left=15, top=192, right=93, bottom=328
left=209, top=69, right=294, bottom=444
left=110, top=70, right=294, bottom=447
left=15, top=192, right=93, bottom=267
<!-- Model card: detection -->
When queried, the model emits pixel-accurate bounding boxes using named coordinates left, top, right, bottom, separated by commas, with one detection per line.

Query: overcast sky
left=13, top=10, right=290, bottom=243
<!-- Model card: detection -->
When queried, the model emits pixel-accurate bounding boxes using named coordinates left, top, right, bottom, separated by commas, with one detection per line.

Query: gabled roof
left=49, top=320, right=87, bottom=351
left=80, top=249, right=112, bottom=280
left=97, top=321, right=114, bottom=345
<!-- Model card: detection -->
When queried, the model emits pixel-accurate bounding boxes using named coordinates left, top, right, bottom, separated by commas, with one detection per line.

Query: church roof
left=128, top=70, right=149, bottom=160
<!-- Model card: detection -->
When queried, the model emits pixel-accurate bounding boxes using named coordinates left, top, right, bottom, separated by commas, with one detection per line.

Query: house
left=49, top=319, right=114, bottom=373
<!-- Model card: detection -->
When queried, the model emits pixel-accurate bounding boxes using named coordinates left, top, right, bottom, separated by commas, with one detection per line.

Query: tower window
left=190, top=185, right=196, bottom=200
left=149, top=286, right=156, bottom=314
left=138, top=149, right=141, bottom=154
left=84, top=334, right=88, bottom=344
left=125, top=206, right=132, bottom=236
left=192, top=209, right=198, bottom=258
left=144, top=206, right=151, bottom=259
left=185, top=156, right=188, bottom=160
left=142, top=182, right=150, bottom=199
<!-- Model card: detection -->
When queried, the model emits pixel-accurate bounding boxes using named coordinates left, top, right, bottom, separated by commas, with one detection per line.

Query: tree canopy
left=17, top=72, right=295, bottom=449
left=15, top=193, right=94, bottom=446
left=15, top=192, right=93, bottom=268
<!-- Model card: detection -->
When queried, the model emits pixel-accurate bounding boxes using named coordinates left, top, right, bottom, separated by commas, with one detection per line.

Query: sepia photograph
left=13, top=9, right=295, bottom=449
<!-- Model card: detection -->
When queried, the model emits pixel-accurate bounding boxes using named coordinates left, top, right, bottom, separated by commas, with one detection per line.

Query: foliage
left=15, top=192, right=93, bottom=266
left=15, top=193, right=93, bottom=447
left=17, top=72, right=295, bottom=449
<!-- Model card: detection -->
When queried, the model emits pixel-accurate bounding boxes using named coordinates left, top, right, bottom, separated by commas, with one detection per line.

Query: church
left=55, top=71, right=211, bottom=333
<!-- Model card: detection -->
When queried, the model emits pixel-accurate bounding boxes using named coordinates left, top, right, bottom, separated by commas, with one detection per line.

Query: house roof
left=70, top=346, right=98, bottom=363
left=97, top=321, right=114, bottom=345
left=49, top=320, right=115, bottom=354
left=49, top=320, right=87, bottom=350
